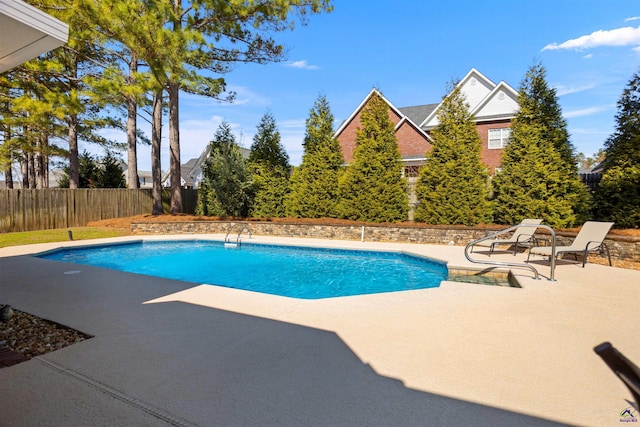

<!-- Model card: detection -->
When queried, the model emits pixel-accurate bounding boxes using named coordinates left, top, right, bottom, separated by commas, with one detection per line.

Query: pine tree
left=414, top=84, right=492, bottom=225
left=249, top=112, right=290, bottom=170
left=58, top=151, right=99, bottom=188
left=196, top=122, right=252, bottom=217
left=594, top=68, right=640, bottom=228
left=492, top=64, right=590, bottom=228
left=249, top=112, right=290, bottom=218
left=336, top=93, right=408, bottom=222
left=286, top=95, right=343, bottom=218
left=133, top=0, right=331, bottom=214
left=96, top=152, right=126, bottom=188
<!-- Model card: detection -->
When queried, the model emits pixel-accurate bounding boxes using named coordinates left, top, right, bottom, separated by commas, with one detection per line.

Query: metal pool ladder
left=224, top=223, right=252, bottom=248
left=465, top=223, right=558, bottom=281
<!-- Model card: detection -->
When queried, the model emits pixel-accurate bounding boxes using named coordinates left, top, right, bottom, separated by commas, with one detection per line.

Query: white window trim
left=488, top=128, right=511, bottom=149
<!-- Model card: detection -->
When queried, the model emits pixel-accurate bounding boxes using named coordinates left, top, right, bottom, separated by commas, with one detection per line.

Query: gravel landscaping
left=0, top=306, right=89, bottom=367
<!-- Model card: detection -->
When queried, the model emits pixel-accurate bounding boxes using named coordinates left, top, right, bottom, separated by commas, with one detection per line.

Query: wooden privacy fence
left=0, top=188, right=198, bottom=233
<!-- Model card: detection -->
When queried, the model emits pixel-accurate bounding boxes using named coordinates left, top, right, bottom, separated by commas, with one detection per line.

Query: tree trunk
left=44, top=154, right=49, bottom=189
left=4, top=166, right=13, bottom=189
left=151, top=90, right=163, bottom=215
left=68, top=58, right=79, bottom=189
left=168, top=80, right=182, bottom=213
left=35, top=135, right=46, bottom=189
left=2, top=128, right=12, bottom=189
left=68, top=112, right=79, bottom=189
left=28, top=152, right=36, bottom=189
left=20, top=154, right=28, bottom=189
left=126, top=52, right=139, bottom=188
left=168, top=0, right=183, bottom=214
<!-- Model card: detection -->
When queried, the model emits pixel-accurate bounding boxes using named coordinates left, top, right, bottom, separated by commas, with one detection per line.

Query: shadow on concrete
left=0, top=255, right=567, bottom=426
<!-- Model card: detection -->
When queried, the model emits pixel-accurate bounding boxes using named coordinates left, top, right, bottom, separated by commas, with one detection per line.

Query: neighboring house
left=334, top=68, right=519, bottom=177
left=122, top=165, right=153, bottom=189
left=579, top=162, right=603, bottom=191
left=136, top=170, right=153, bottom=189
left=0, top=166, right=64, bottom=188
left=162, top=145, right=250, bottom=190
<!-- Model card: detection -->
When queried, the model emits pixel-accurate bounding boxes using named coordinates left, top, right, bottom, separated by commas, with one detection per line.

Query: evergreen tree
left=60, top=0, right=332, bottom=212
left=58, top=151, right=99, bottom=188
left=196, top=122, right=252, bottom=217
left=492, top=64, right=590, bottom=227
left=594, top=68, right=640, bottom=228
left=414, top=84, right=492, bottom=225
left=286, top=95, right=343, bottom=218
left=58, top=151, right=126, bottom=188
left=249, top=112, right=290, bottom=170
left=250, top=163, right=290, bottom=218
left=249, top=112, right=290, bottom=218
left=336, top=93, right=408, bottom=222
left=96, top=152, right=126, bottom=188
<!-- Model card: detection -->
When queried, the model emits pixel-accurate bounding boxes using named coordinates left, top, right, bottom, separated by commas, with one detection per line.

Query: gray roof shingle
left=398, top=104, right=438, bottom=126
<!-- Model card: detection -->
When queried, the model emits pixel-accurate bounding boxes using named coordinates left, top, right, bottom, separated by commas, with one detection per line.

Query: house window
left=403, top=165, right=421, bottom=178
left=488, top=128, right=511, bottom=149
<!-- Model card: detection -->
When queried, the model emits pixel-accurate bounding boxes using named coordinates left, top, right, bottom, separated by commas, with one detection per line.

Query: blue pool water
left=38, top=241, right=448, bottom=299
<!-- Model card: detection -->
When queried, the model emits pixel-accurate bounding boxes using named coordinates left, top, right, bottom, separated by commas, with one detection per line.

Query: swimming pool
left=38, top=240, right=448, bottom=299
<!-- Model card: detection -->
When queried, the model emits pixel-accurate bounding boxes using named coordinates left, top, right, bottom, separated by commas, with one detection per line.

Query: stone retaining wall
left=131, top=221, right=640, bottom=264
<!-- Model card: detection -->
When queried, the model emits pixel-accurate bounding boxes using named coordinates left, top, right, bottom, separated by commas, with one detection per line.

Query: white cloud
left=226, top=85, right=271, bottom=107
left=582, top=53, right=593, bottom=59
left=542, top=25, right=640, bottom=51
left=180, top=86, right=271, bottom=108
left=625, top=16, right=640, bottom=22
left=564, top=104, right=615, bottom=118
left=279, top=119, right=306, bottom=129
left=284, top=60, right=320, bottom=70
left=555, top=83, right=595, bottom=96
left=570, top=128, right=611, bottom=136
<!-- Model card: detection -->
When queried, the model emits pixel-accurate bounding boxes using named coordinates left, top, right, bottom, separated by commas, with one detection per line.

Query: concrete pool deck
left=0, top=234, right=638, bottom=426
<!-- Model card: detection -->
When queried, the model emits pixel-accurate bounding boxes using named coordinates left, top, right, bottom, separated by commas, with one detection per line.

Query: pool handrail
left=465, top=223, right=557, bottom=281
left=224, top=223, right=252, bottom=246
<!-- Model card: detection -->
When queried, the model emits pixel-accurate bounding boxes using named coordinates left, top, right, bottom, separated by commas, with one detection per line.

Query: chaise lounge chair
left=526, top=221, right=614, bottom=267
left=471, top=219, right=542, bottom=256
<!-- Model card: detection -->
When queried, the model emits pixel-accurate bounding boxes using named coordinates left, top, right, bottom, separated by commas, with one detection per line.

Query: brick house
left=334, top=68, right=519, bottom=177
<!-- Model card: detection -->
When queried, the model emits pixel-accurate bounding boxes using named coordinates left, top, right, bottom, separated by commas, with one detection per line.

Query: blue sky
left=133, top=0, right=640, bottom=171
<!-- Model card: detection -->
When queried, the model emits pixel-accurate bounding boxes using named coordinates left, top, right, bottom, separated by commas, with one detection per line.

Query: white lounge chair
left=471, top=219, right=542, bottom=256
left=526, top=221, right=614, bottom=267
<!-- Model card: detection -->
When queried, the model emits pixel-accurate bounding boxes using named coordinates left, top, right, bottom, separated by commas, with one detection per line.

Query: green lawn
left=0, top=227, right=131, bottom=248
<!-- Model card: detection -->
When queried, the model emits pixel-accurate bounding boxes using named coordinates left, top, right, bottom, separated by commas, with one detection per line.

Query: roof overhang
left=0, top=0, right=69, bottom=73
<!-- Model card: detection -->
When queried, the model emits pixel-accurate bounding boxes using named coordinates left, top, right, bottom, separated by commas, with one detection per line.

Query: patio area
left=0, top=235, right=638, bottom=426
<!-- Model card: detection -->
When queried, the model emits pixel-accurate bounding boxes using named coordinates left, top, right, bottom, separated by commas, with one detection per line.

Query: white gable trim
left=334, top=88, right=405, bottom=137
left=419, top=68, right=498, bottom=128
left=470, top=81, right=519, bottom=119
left=459, top=68, right=496, bottom=90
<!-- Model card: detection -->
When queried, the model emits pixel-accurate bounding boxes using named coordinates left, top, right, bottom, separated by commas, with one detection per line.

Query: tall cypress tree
left=249, top=112, right=290, bottom=218
left=414, top=84, right=492, bottom=225
left=594, top=68, right=640, bottom=228
left=286, top=95, right=343, bottom=218
left=196, top=122, right=252, bottom=217
left=337, top=93, right=408, bottom=222
left=249, top=111, right=290, bottom=170
left=492, top=64, right=590, bottom=227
